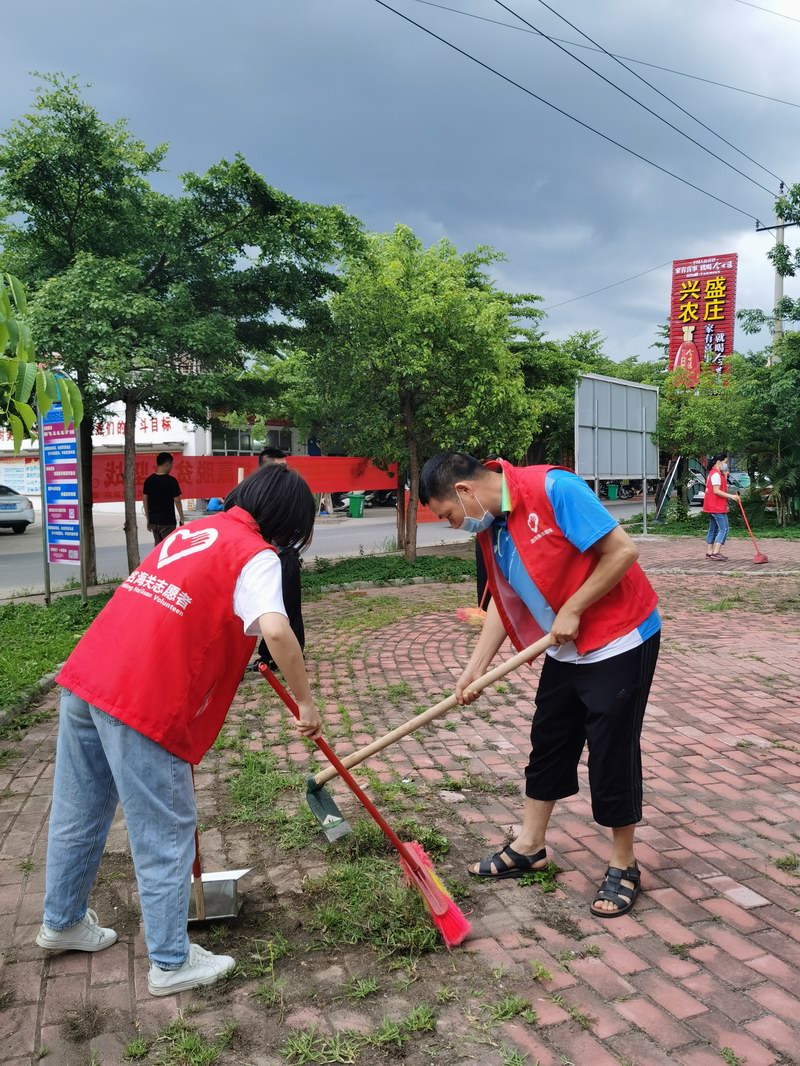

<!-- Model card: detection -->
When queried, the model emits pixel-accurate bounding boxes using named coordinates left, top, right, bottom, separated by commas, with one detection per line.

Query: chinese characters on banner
left=42, top=403, right=81, bottom=565
left=669, top=254, right=738, bottom=386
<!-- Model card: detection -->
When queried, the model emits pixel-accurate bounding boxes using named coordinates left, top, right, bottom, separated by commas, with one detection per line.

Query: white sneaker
left=36, top=909, right=118, bottom=953
left=147, top=942, right=236, bottom=997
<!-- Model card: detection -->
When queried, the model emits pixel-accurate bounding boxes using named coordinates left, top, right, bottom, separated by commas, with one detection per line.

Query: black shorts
left=525, top=631, right=660, bottom=827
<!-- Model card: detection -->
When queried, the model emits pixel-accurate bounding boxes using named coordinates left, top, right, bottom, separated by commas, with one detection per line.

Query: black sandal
left=590, top=864, right=641, bottom=918
left=469, top=846, right=547, bottom=880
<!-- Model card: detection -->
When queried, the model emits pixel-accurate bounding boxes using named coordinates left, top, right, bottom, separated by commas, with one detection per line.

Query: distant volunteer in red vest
left=36, top=465, right=321, bottom=995
left=702, top=452, right=739, bottom=562
left=420, top=453, right=660, bottom=919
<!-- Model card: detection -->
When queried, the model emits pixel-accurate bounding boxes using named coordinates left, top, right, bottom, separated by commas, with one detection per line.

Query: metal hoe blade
left=306, top=775, right=352, bottom=841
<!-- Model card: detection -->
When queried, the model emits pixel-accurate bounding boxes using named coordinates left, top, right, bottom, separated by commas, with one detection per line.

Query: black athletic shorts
left=525, top=631, right=660, bottom=827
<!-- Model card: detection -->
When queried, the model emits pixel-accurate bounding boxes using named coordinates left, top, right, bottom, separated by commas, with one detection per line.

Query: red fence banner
left=669, top=253, right=738, bottom=385
left=90, top=454, right=399, bottom=503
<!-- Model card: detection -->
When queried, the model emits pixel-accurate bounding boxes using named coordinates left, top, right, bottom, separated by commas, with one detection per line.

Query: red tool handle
left=737, top=495, right=759, bottom=546
left=259, top=665, right=429, bottom=880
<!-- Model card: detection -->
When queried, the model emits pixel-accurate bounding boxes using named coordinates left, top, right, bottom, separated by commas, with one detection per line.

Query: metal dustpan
left=188, top=868, right=253, bottom=924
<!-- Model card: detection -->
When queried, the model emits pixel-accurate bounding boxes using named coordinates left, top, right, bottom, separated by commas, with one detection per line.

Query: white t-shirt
left=232, top=550, right=287, bottom=637
left=708, top=471, right=722, bottom=490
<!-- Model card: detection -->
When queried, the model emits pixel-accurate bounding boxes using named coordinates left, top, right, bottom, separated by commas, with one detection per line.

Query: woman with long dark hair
left=36, top=464, right=321, bottom=997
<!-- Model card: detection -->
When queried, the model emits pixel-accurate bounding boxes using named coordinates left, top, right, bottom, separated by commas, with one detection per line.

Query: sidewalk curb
left=0, top=663, right=64, bottom=731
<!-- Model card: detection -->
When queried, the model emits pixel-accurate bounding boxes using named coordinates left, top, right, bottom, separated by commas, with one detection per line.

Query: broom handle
left=737, top=496, right=759, bottom=547
left=190, top=768, right=206, bottom=921
left=313, top=633, right=554, bottom=788
left=259, top=666, right=431, bottom=881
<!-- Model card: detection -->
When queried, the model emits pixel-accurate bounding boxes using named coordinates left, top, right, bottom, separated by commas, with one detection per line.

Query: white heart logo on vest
left=157, top=527, right=218, bottom=568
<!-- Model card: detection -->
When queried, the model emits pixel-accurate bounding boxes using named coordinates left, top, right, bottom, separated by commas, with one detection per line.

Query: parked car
left=0, top=485, right=35, bottom=533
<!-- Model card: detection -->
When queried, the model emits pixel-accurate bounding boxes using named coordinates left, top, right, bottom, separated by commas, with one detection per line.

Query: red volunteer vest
left=57, top=507, right=274, bottom=764
left=478, top=461, right=658, bottom=656
left=702, top=469, right=728, bottom=513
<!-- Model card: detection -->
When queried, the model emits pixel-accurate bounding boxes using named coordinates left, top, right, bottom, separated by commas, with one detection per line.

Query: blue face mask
left=457, top=490, right=494, bottom=534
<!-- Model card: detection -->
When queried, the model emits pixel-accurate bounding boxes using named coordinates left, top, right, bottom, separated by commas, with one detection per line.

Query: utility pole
left=756, top=183, right=797, bottom=367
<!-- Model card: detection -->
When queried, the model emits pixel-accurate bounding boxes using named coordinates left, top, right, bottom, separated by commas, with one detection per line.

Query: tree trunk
left=123, top=395, right=140, bottom=573
left=396, top=471, right=407, bottom=553
left=401, top=394, right=419, bottom=563
left=78, top=415, right=98, bottom=587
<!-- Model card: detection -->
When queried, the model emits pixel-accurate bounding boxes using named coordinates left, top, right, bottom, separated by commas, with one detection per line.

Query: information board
left=42, top=403, right=81, bottom=565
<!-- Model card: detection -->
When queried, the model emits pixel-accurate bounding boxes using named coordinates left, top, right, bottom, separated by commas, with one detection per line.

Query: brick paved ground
left=1, top=536, right=798, bottom=1065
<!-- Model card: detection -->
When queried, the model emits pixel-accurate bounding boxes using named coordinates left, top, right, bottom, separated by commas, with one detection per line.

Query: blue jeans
left=43, top=691, right=195, bottom=968
left=706, top=513, right=729, bottom=545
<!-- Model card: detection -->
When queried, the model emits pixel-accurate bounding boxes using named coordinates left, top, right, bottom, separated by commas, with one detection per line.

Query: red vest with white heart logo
left=477, top=460, right=658, bottom=655
left=57, top=507, right=274, bottom=764
left=702, top=469, right=728, bottom=513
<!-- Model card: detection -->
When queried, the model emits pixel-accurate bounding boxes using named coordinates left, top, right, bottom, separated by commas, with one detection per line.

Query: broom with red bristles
left=454, top=582, right=490, bottom=626
left=260, top=665, right=471, bottom=948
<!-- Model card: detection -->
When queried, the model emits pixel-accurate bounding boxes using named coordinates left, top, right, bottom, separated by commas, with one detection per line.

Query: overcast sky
left=4, top=0, right=798, bottom=361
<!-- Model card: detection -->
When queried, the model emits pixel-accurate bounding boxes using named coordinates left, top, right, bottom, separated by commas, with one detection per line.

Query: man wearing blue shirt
left=420, top=452, right=660, bottom=919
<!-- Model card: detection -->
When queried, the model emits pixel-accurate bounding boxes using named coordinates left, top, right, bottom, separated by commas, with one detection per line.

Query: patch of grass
left=435, top=986, right=458, bottom=1003
left=550, top=994, right=592, bottom=1031
left=720, top=1049, right=744, bottom=1066
left=0, top=747, right=21, bottom=769
left=282, top=1029, right=360, bottom=1064
left=0, top=708, right=54, bottom=741
left=736, top=740, right=754, bottom=749
left=17, top=859, right=35, bottom=874
left=771, top=739, right=799, bottom=753
left=226, top=751, right=319, bottom=850
left=700, top=593, right=749, bottom=612
left=774, top=853, right=799, bottom=873
left=501, top=1051, right=529, bottom=1066
left=386, top=680, right=413, bottom=703
left=487, top=996, right=537, bottom=1026
left=358, top=769, right=419, bottom=814
left=240, top=933, right=292, bottom=1006
left=143, top=1018, right=237, bottom=1064
left=518, top=861, right=561, bottom=893
left=669, top=942, right=701, bottom=959
left=282, top=1007, right=437, bottom=1064
left=0, top=593, right=112, bottom=711
left=346, top=976, right=379, bottom=1000
left=305, top=856, right=440, bottom=959
left=531, top=961, right=553, bottom=982
left=439, top=771, right=519, bottom=797
left=302, top=555, right=475, bottom=594
left=124, top=1037, right=150, bottom=1060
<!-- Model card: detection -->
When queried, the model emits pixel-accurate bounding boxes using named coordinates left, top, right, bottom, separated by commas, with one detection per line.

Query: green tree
left=0, top=273, right=82, bottom=450
left=738, top=182, right=800, bottom=337
left=281, top=225, right=538, bottom=560
left=1, top=77, right=359, bottom=574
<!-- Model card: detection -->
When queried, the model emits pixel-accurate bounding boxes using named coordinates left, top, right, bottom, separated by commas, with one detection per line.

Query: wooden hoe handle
left=313, top=633, right=554, bottom=788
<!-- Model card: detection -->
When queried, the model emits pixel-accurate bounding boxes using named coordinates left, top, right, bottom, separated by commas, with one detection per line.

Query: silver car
left=0, top=484, right=36, bottom=534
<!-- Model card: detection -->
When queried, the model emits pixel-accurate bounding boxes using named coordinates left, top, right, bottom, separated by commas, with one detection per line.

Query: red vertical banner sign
left=669, top=253, right=738, bottom=385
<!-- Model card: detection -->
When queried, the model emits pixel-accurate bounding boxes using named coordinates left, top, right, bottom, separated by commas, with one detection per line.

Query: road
left=0, top=499, right=646, bottom=597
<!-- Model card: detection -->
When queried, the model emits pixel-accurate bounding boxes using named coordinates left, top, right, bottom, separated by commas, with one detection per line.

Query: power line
left=370, top=0, right=760, bottom=221
left=543, top=261, right=672, bottom=311
left=492, top=0, right=782, bottom=191
left=407, top=0, right=800, bottom=111
left=729, top=0, right=800, bottom=25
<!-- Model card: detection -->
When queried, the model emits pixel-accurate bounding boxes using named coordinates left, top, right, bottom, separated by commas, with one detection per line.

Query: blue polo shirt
left=492, top=469, right=660, bottom=663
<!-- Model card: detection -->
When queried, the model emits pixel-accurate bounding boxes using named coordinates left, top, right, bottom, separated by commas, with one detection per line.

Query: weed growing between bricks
left=123, top=1017, right=238, bottom=1063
